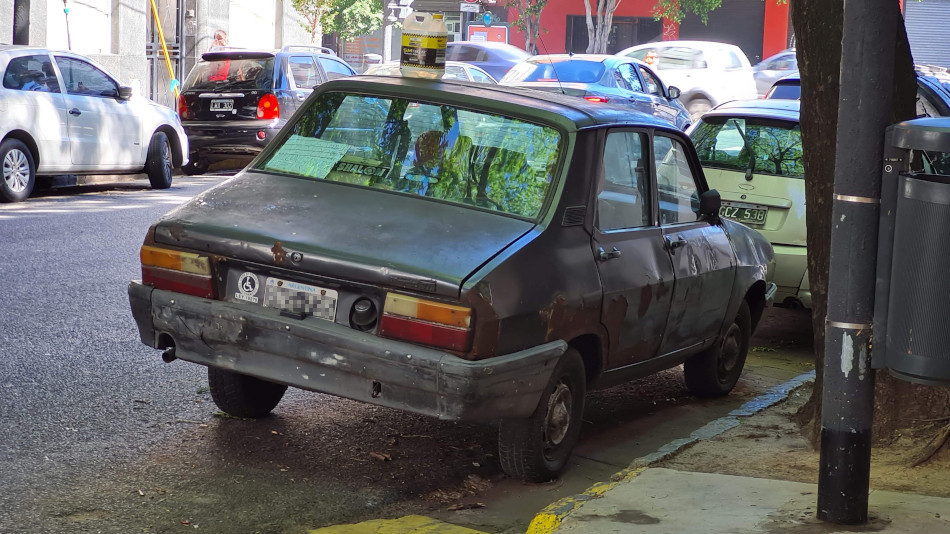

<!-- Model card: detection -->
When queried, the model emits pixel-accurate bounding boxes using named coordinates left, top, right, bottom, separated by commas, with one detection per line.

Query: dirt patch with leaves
left=657, top=381, right=950, bottom=498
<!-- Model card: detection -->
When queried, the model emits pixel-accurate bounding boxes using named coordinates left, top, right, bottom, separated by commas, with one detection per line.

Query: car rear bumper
left=772, top=244, right=809, bottom=307
left=128, top=281, right=565, bottom=421
left=183, top=120, right=282, bottom=158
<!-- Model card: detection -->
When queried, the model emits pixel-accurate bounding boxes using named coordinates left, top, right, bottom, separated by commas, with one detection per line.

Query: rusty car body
left=128, top=77, right=776, bottom=481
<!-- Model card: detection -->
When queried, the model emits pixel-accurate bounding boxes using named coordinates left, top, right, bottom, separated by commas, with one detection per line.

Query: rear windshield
left=255, top=92, right=563, bottom=219
left=502, top=60, right=606, bottom=84
left=690, top=116, right=804, bottom=178
left=766, top=82, right=801, bottom=100
left=183, top=57, right=275, bottom=91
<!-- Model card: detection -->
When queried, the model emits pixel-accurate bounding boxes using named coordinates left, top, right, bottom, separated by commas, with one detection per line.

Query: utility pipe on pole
left=817, top=0, right=898, bottom=524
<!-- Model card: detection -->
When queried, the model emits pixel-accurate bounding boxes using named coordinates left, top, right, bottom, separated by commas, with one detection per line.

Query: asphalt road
left=0, top=175, right=815, bottom=534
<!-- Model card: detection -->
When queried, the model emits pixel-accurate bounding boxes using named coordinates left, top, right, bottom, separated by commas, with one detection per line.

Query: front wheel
left=208, top=368, right=287, bottom=418
left=498, top=348, right=586, bottom=482
left=0, top=139, right=36, bottom=202
left=683, top=300, right=751, bottom=398
left=145, top=131, right=173, bottom=189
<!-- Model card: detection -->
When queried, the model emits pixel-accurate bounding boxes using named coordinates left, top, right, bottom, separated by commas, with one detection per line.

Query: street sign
left=460, top=3, right=480, bottom=12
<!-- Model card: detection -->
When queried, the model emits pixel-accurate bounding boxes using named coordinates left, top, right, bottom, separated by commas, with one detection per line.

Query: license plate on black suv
left=210, top=99, right=234, bottom=111
left=719, top=202, right=768, bottom=226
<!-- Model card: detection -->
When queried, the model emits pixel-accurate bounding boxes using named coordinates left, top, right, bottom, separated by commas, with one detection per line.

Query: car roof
left=321, top=76, right=678, bottom=131
left=525, top=54, right=623, bottom=64
left=623, top=40, right=745, bottom=52
left=703, top=99, right=800, bottom=121
left=0, top=44, right=49, bottom=54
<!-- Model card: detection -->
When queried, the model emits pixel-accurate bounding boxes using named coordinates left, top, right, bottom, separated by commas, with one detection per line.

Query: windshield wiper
left=730, top=119, right=756, bottom=180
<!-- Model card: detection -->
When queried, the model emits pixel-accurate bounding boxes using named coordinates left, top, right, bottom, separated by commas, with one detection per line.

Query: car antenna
left=537, top=35, right=566, bottom=95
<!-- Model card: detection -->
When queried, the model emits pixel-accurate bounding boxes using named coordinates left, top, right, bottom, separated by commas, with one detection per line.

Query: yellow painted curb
left=307, top=514, right=488, bottom=534
left=525, top=467, right=647, bottom=534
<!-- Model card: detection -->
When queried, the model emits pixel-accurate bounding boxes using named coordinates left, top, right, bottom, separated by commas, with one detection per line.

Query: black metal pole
left=12, top=0, right=30, bottom=45
left=817, top=0, right=898, bottom=524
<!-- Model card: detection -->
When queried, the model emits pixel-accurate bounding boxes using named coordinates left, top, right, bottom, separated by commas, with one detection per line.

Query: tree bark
left=791, top=0, right=950, bottom=447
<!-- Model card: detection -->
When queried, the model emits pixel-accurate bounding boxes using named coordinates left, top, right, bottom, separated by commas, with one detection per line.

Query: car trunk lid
left=152, top=172, right=535, bottom=298
left=703, top=167, right=806, bottom=246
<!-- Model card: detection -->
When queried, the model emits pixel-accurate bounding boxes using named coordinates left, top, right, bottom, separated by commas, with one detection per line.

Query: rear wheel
left=181, top=159, right=209, bottom=176
left=0, top=139, right=36, bottom=202
left=146, top=131, right=173, bottom=189
left=684, top=300, right=751, bottom=398
left=208, top=368, right=287, bottom=418
left=498, top=348, right=586, bottom=482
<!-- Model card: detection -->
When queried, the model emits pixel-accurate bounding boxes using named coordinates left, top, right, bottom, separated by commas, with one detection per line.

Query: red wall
left=506, top=0, right=790, bottom=59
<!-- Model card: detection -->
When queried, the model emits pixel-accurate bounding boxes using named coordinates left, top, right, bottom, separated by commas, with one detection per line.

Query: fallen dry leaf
left=369, top=452, right=392, bottom=461
left=448, top=502, right=486, bottom=511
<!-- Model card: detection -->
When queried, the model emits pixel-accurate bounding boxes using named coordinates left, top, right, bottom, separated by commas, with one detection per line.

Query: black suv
left=177, top=45, right=356, bottom=174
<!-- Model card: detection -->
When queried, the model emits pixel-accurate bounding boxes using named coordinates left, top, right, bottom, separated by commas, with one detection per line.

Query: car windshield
left=691, top=116, right=804, bottom=178
left=255, top=92, right=563, bottom=219
left=502, top=60, right=606, bottom=83
left=183, top=57, right=275, bottom=91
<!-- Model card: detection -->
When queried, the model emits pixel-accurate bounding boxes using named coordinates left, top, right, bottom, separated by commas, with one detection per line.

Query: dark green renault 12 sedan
left=129, top=76, right=776, bottom=482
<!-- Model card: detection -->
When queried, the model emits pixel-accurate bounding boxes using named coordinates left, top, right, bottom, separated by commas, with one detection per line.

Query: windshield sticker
left=333, top=161, right=391, bottom=178
left=266, top=135, right=350, bottom=179
left=235, top=272, right=260, bottom=304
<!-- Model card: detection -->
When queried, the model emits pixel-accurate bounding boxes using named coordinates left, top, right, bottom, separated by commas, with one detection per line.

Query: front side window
left=54, top=57, right=117, bottom=97
left=2, top=54, right=59, bottom=92
left=638, top=67, right=661, bottom=96
left=655, top=135, right=701, bottom=225
left=659, top=47, right=705, bottom=70
left=598, top=131, right=651, bottom=231
left=318, top=57, right=355, bottom=80
left=690, top=116, right=804, bottom=178
left=256, top=93, right=563, bottom=219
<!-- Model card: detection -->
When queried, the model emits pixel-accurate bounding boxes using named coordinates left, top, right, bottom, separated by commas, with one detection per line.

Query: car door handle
left=664, top=236, right=687, bottom=252
left=69, top=108, right=81, bottom=116
left=598, top=246, right=622, bottom=261
left=297, top=94, right=306, bottom=101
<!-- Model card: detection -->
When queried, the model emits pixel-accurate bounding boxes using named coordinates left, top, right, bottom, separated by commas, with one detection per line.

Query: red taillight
left=142, top=266, right=215, bottom=299
left=140, top=245, right=215, bottom=299
left=257, top=93, right=279, bottom=120
left=583, top=96, right=609, bottom=103
left=378, top=294, right=472, bottom=351
left=178, top=94, right=193, bottom=120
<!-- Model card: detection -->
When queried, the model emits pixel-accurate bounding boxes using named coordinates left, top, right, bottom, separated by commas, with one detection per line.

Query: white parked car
left=0, top=45, right=188, bottom=202
left=617, top=41, right=758, bottom=121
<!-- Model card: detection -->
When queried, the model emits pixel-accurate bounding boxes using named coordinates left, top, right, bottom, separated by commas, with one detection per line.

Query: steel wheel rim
left=161, top=140, right=172, bottom=176
left=3, top=149, right=30, bottom=193
left=718, top=323, right=742, bottom=380
left=543, top=382, right=573, bottom=450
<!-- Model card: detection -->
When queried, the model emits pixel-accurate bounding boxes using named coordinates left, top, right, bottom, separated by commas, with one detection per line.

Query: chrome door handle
left=598, top=246, right=622, bottom=261
left=664, top=235, right=687, bottom=252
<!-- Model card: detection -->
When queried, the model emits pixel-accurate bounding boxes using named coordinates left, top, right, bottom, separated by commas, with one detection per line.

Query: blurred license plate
left=210, top=99, right=233, bottom=111
left=719, top=202, right=768, bottom=225
left=263, top=277, right=337, bottom=321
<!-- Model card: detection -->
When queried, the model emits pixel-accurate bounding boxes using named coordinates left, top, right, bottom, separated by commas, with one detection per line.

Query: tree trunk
left=792, top=0, right=950, bottom=446
left=584, top=0, right=596, bottom=53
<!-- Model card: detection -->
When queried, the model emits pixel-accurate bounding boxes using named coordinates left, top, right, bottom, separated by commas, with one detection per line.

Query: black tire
left=145, top=131, right=173, bottom=189
left=181, top=159, right=209, bottom=176
left=208, top=367, right=287, bottom=418
left=687, top=97, right=713, bottom=122
left=0, top=138, right=36, bottom=203
left=498, top=348, right=586, bottom=482
left=684, top=300, right=751, bottom=398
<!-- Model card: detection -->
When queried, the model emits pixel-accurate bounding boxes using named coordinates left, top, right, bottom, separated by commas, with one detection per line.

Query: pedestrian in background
left=644, top=49, right=659, bottom=67
left=209, top=29, right=228, bottom=51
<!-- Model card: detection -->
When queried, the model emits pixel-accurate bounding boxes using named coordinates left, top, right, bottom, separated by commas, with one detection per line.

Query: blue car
left=500, top=54, right=692, bottom=130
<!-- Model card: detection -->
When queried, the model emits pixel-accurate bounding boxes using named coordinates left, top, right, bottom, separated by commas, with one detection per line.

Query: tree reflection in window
left=692, top=117, right=804, bottom=178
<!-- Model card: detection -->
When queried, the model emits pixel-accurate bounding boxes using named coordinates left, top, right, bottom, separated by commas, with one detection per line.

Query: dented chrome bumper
left=128, top=281, right=565, bottom=421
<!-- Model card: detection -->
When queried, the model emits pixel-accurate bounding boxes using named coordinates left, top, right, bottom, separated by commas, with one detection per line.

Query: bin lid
left=888, top=117, right=950, bottom=151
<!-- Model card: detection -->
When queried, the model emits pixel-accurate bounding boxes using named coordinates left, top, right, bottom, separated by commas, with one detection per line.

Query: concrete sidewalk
left=533, top=467, right=950, bottom=533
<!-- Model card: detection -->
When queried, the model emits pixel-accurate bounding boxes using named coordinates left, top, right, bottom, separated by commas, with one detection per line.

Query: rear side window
left=449, top=45, right=482, bottom=62
left=2, top=54, right=59, bottom=92
left=183, top=57, right=275, bottom=91
left=318, top=57, right=355, bottom=80
left=690, top=116, right=804, bottom=178
left=659, top=48, right=706, bottom=70
left=289, top=56, right=321, bottom=89
left=766, top=83, right=801, bottom=100
left=257, top=92, right=563, bottom=219
left=598, top=131, right=651, bottom=231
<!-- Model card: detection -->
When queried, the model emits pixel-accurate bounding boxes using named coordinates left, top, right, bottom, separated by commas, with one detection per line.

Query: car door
left=1, top=53, right=71, bottom=172
left=615, top=62, right=656, bottom=116
left=653, top=133, right=735, bottom=355
left=286, top=55, right=323, bottom=115
left=54, top=56, right=141, bottom=168
left=592, top=129, right=675, bottom=368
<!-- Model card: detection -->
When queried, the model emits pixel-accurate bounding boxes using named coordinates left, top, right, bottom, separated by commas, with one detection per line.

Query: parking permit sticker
left=265, top=136, right=350, bottom=179
left=234, top=272, right=260, bottom=304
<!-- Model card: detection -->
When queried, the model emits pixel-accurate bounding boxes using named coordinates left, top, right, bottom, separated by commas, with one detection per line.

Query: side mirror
left=699, top=189, right=721, bottom=218
left=118, top=85, right=133, bottom=100
left=668, top=86, right=681, bottom=100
